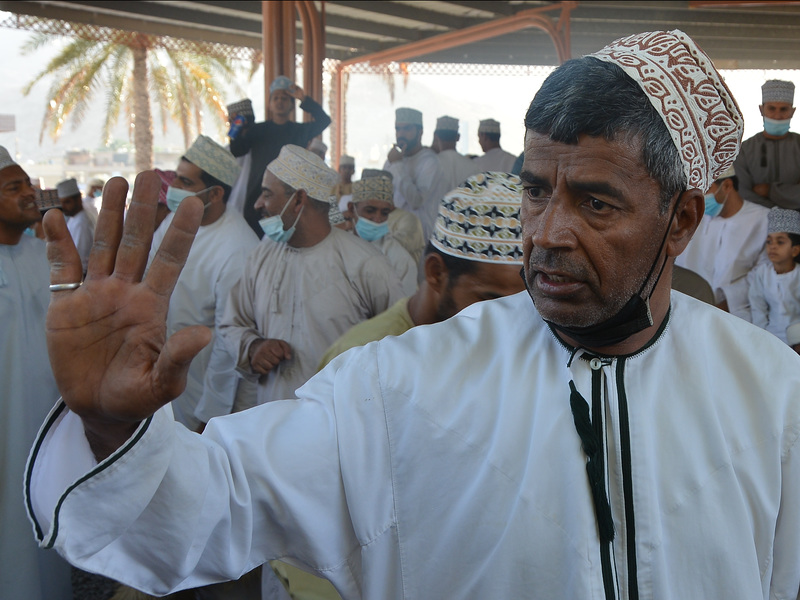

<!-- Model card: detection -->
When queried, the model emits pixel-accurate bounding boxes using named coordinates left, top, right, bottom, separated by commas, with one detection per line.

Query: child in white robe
left=747, top=207, right=800, bottom=343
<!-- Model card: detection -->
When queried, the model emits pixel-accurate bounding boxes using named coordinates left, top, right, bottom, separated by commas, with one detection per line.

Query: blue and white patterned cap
left=184, top=135, right=241, bottom=186
left=432, top=171, right=523, bottom=265
left=267, top=144, right=339, bottom=203
left=768, top=207, right=800, bottom=236
left=270, top=76, right=293, bottom=94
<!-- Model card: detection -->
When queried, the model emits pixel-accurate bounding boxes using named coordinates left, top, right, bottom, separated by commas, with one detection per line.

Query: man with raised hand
left=26, top=31, right=800, bottom=599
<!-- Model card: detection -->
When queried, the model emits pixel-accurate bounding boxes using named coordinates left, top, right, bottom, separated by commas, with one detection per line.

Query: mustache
left=526, top=248, right=589, bottom=281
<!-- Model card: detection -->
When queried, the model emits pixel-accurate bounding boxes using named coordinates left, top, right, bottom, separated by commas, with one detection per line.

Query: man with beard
left=320, top=171, right=525, bottom=368
left=25, top=31, right=800, bottom=599
left=383, top=107, right=448, bottom=239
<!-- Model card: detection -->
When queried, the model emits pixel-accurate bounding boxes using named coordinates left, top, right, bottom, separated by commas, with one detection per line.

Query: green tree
left=22, top=32, right=245, bottom=172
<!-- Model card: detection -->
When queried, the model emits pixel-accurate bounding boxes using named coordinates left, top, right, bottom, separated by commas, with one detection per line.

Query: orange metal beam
left=262, top=0, right=296, bottom=121
left=333, top=1, right=576, bottom=167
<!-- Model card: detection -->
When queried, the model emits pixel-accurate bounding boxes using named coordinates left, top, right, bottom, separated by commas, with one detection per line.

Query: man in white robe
left=733, top=80, right=800, bottom=209
left=147, top=135, right=259, bottom=431
left=383, top=107, right=449, bottom=240
left=675, top=166, right=768, bottom=320
left=219, top=145, right=404, bottom=406
left=349, top=169, right=417, bottom=295
left=0, top=147, right=71, bottom=600
left=25, top=31, right=800, bottom=599
left=57, top=177, right=93, bottom=275
left=431, top=115, right=478, bottom=192
left=472, top=118, right=517, bottom=173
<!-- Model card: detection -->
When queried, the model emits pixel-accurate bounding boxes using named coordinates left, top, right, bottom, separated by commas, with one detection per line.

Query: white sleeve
left=26, top=349, right=395, bottom=597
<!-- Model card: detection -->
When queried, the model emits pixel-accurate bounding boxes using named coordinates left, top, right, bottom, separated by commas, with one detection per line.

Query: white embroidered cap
left=395, top=107, right=423, bottom=126
left=56, top=178, right=80, bottom=198
left=591, top=29, right=744, bottom=192
left=767, top=207, right=800, bottom=236
left=478, top=119, right=501, bottom=135
left=353, top=170, right=393, bottom=206
left=762, top=80, right=794, bottom=105
left=184, top=135, right=241, bottom=186
left=436, top=116, right=459, bottom=132
left=0, top=145, right=18, bottom=172
left=340, top=155, right=355, bottom=167
left=432, top=171, right=524, bottom=265
left=267, top=144, right=339, bottom=203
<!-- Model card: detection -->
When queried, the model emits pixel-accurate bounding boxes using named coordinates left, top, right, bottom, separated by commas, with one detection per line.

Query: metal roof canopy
left=2, top=1, right=800, bottom=70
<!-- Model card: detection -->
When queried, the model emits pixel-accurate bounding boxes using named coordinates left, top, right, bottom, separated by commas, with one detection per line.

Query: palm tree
left=22, top=32, right=246, bottom=172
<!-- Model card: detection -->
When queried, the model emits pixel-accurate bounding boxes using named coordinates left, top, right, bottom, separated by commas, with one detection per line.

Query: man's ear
left=293, top=189, right=309, bottom=213
left=666, top=189, right=704, bottom=258
left=208, top=185, right=225, bottom=204
left=424, top=252, right=448, bottom=294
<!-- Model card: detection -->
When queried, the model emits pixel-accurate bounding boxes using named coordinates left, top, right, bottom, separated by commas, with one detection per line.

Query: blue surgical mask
left=704, top=192, right=723, bottom=217
left=165, top=186, right=212, bottom=212
left=259, top=193, right=303, bottom=244
left=355, top=215, right=389, bottom=241
left=92, top=190, right=102, bottom=199
left=764, top=116, right=792, bottom=137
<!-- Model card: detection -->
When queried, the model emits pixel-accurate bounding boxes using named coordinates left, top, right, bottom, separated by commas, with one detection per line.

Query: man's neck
left=718, top=193, right=743, bottom=219
left=200, top=203, right=225, bottom=227
left=762, top=130, right=791, bottom=141
left=288, top=220, right=331, bottom=249
left=406, top=285, right=434, bottom=326
left=272, top=114, right=290, bottom=125
left=0, top=223, right=25, bottom=246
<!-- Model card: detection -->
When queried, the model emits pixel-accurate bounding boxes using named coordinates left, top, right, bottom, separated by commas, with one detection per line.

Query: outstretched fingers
left=86, top=177, right=128, bottom=281
left=44, top=207, right=83, bottom=292
left=144, top=195, right=203, bottom=299
left=114, top=171, right=163, bottom=283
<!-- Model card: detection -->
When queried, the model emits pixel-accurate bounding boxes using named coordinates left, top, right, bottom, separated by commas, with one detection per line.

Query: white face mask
left=258, top=192, right=304, bottom=243
left=165, top=186, right=212, bottom=213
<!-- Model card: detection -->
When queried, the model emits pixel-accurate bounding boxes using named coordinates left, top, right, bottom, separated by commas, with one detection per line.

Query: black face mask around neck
left=524, top=197, right=680, bottom=349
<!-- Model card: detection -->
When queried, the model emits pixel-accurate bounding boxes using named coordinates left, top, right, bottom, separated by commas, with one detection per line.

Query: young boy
left=747, top=207, right=800, bottom=343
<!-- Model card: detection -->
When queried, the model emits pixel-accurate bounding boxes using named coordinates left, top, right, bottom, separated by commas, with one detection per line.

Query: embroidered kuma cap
left=184, top=135, right=241, bottom=186
left=432, top=171, right=524, bottom=265
left=353, top=170, right=393, bottom=205
left=767, top=207, right=800, bottom=235
left=56, top=178, right=80, bottom=198
left=266, top=144, right=339, bottom=203
left=328, top=201, right=346, bottom=225
left=395, top=107, right=423, bottom=126
left=270, top=76, right=293, bottom=95
left=340, top=155, right=355, bottom=167
left=478, top=119, right=501, bottom=135
left=0, top=145, right=17, bottom=173
left=590, top=30, right=743, bottom=193
left=227, top=98, right=255, bottom=119
left=436, top=116, right=459, bottom=132
left=762, top=80, right=795, bottom=105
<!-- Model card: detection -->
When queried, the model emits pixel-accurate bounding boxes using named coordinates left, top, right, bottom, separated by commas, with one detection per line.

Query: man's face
left=0, top=165, right=39, bottom=230
left=88, top=184, right=103, bottom=198
left=174, top=159, right=208, bottom=193
left=256, top=170, right=293, bottom=227
left=436, top=262, right=526, bottom=321
left=60, top=194, right=83, bottom=217
left=269, top=89, right=294, bottom=119
left=338, top=164, right=355, bottom=182
left=478, top=132, right=490, bottom=152
left=353, top=199, right=393, bottom=224
left=760, top=102, right=795, bottom=121
left=395, top=123, right=422, bottom=154
left=519, top=131, right=668, bottom=328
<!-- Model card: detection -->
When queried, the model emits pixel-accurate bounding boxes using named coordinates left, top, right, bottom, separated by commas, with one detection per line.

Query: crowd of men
left=6, top=27, right=800, bottom=600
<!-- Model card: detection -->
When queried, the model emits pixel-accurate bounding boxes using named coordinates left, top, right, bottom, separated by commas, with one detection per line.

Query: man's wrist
left=82, top=416, right=140, bottom=462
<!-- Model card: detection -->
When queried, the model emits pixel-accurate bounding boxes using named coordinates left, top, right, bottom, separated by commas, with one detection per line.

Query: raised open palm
left=44, top=172, right=210, bottom=457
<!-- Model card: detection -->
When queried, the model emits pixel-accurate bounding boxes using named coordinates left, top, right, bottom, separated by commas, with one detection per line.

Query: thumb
left=153, top=325, right=212, bottom=401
